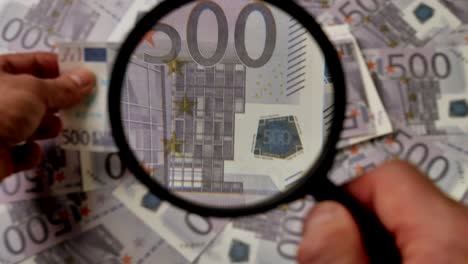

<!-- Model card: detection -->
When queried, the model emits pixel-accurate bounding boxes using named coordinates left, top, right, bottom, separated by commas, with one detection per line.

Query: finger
left=346, top=160, right=468, bottom=262
left=29, top=115, right=62, bottom=141
left=297, top=201, right=368, bottom=264
left=0, top=52, right=59, bottom=78
left=0, top=142, right=41, bottom=181
left=40, top=68, right=95, bottom=109
left=346, top=160, right=456, bottom=232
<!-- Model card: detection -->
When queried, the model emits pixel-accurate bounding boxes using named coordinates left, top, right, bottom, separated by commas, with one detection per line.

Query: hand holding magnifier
left=108, top=0, right=401, bottom=263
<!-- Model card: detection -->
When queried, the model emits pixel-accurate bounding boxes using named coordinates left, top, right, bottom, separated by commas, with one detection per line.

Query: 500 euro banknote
left=58, top=42, right=118, bottom=152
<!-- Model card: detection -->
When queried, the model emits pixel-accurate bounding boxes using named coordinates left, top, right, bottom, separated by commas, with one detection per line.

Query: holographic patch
left=229, top=239, right=250, bottom=262
left=140, top=192, right=162, bottom=211
left=413, top=3, right=434, bottom=24
left=449, top=99, right=468, bottom=117
left=254, top=116, right=303, bottom=159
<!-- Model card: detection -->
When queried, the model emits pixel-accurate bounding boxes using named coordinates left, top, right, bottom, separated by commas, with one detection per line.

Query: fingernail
left=69, top=68, right=95, bottom=87
left=304, top=203, right=339, bottom=234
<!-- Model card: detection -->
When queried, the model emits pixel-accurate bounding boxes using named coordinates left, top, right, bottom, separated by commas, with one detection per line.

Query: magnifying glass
left=108, top=0, right=400, bottom=262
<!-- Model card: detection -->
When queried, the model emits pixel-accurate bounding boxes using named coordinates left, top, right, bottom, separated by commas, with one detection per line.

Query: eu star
left=174, top=94, right=197, bottom=116
left=161, top=132, right=183, bottom=156
left=165, top=58, right=186, bottom=76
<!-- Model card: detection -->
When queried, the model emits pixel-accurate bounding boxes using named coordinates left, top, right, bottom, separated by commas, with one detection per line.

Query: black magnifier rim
left=109, top=0, right=346, bottom=218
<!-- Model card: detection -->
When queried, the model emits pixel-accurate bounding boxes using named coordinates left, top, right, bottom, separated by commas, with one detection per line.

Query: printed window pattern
left=169, top=62, right=245, bottom=193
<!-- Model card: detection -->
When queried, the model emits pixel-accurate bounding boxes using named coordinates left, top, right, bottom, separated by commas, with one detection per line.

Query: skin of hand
left=297, top=160, right=468, bottom=264
left=0, top=52, right=95, bottom=180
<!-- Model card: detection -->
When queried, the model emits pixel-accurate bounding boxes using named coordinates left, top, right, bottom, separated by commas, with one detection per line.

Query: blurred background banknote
left=0, top=0, right=465, bottom=263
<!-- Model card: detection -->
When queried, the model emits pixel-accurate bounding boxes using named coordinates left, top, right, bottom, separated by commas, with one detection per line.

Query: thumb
left=346, top=160, right=468, bottom=263
left=41, top=68, right=95, bottom=109
left=297, top=201, right=368, bottom=264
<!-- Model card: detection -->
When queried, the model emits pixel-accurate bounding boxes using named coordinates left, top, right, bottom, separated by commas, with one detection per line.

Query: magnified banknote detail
left=119, top=0, right=330, bottom=207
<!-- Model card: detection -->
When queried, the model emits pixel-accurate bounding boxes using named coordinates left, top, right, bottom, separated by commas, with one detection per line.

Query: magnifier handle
left=311, top=179, right=402, bottom=264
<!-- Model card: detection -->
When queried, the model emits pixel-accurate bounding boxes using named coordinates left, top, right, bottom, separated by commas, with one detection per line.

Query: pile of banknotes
left=0, top=0, right=467, bottom=263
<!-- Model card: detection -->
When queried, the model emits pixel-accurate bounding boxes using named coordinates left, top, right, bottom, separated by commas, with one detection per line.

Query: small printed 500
left=60, top=129, right=115, bottom=150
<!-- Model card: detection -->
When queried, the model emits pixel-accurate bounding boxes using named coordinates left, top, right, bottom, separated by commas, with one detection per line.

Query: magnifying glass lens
left=118, top=0, right=336, bottom=208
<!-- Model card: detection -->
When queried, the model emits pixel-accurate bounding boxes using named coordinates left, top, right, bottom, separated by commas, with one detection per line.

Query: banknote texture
left=20, top=206, right=188, bottom=264
left=0, top=190, right=122, bottom=263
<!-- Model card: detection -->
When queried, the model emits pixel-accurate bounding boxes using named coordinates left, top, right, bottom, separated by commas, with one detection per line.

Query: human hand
left=0, top=52, right=95, bottom=180
left=298, top=160, right=468, bottom=263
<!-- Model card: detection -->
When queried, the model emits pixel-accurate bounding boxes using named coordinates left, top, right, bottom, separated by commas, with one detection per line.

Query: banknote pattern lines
left=294, top=0, right=337, bottom=17
left=368, top=1, right=426, bottom=48
left=25, top=0, right=99, bottom=41
left=398, top=78, right=443, bottom=135
left=32, top=225, right=124, bottom=264
left=121, top=60, right=166, bottom=181
left=286, top=19, right=307, bottom=97
left=169, top=62, right=245, bottom=194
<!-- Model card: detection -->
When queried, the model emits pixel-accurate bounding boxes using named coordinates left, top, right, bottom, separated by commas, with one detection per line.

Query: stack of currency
left=0, top=0, right=465, bottom=263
